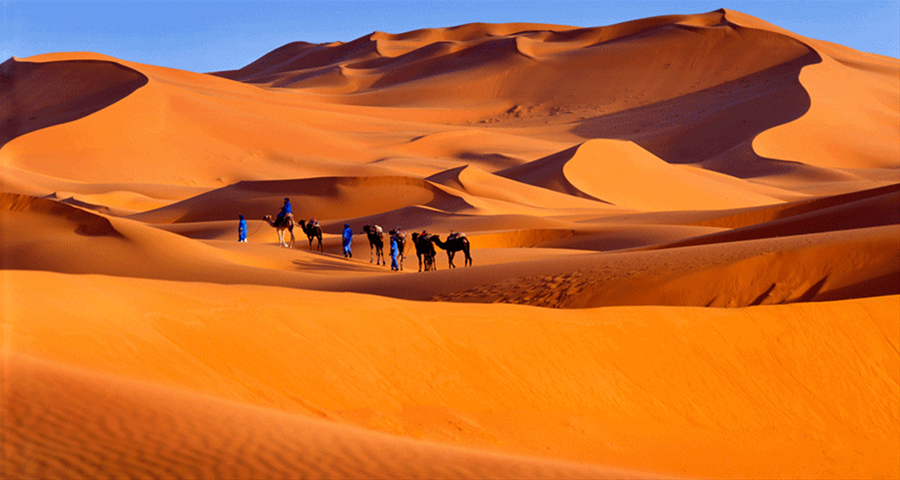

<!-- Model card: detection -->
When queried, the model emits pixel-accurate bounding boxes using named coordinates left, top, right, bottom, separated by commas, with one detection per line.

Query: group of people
left=338, top=223, right=406, bottom=271
left=238, top=197, right=406, bottom=271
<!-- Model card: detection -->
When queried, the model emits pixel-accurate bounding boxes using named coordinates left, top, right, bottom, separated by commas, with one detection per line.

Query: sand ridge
left=2, top=7, right=898, bottom=480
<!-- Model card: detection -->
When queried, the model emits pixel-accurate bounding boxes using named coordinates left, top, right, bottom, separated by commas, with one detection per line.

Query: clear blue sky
left=2, top=1, right=898, bottom=73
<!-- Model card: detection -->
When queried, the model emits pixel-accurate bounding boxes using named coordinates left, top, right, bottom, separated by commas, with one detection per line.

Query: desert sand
left=1, top=8, right=898, bottom=479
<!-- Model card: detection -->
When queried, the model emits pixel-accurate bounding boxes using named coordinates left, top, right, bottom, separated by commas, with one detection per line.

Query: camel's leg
left=447, top=251, right=455, bottom=268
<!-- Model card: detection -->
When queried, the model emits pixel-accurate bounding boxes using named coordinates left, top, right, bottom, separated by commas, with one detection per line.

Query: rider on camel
left=276, top=198, right=292, bottom=226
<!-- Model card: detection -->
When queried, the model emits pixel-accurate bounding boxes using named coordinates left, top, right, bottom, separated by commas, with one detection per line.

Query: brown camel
left=430, top=234, right=472, bottom=268
left=362, top=225, right=386, bottom=266
left=299, top=219, right=323, bottom=252
left=411, top=232, right=437, bottom=272
left=263, top=214, right=294, bottom=248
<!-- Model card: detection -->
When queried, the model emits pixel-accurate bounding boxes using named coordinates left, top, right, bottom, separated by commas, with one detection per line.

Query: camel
left=298, top=219, right=323, bottom=252
left=389, top=229, right=406, bottom=270
left=263, top=214, right=294, bottom=248
left=411, top=232, right=437, bottom=272
left=430, top=233, right=472, bottom=268
left=362, top=225, right=386, bottom=266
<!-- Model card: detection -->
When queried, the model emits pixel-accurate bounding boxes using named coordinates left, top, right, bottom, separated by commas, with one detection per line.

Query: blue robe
left=390, top=236, right=399, bottom=270
left=342, top=226, right=353, bottom=257
left=238, top=218, right=247, bottom=242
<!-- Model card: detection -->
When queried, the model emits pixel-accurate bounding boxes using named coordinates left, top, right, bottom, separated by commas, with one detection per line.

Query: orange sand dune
left=0, top=56, right=147, bottom=149
left=500, top=139, right=783, bottom=210
left=653, top=183, right=900, bottom=249
left=2, top=7, right=899, bottom=479
left=4, top=191, right=897, bottom=309
left=725, top=10, right=900, bottom=170
left=3, top=354, right=655, bottom=480
left=2, top=271, right=897, bottom=479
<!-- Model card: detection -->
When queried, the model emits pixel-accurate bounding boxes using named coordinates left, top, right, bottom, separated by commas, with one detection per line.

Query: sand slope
left=4, top=353, right=655, bottom=480
left=2, top=7, right=899, bottom=480
left=3, top=272, right=897, bottom=479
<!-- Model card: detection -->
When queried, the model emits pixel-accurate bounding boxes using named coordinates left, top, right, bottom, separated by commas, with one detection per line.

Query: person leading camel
left=390, top=234, right=399, bottom=271
left=389, top=227, right=406, bottom=271
left=238, top=215, right=247, bottom=242
left=342, top=223, right=353, bottom=258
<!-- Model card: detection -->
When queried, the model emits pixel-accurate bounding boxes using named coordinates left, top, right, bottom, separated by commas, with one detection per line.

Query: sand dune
left=3, top=271, right=897, bottom=479
left=500, top=139, right=782, bottom=210
left=2, top=7, right=898, bottom=479
left=3, top=353, right=656, bottom=480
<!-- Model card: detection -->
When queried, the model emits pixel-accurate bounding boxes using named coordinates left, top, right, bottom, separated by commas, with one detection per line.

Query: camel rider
left=238, top=215, right=247, bottom=243
left=342, top=223, right=353, bottom=258
left=276, top=198, right=292, bottom=226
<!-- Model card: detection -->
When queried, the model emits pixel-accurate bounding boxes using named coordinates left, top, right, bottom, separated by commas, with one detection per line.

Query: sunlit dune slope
left=3, top=271, right=897, bottom=480
left=499, top=139, right=782, bottom=210
left=3, top=354, right=653, bottom=480
left=723, top=10, right=900, bottom=170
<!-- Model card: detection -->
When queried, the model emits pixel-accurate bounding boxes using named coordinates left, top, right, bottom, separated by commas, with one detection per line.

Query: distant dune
left=1, top=8, right=898, bottom=480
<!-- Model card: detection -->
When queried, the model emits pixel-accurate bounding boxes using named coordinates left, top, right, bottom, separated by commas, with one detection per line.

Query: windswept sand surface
left=2, top=8, right=898, bottom=480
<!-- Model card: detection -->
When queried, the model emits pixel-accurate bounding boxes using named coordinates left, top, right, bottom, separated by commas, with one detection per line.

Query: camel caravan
left=258, top=198, right=470, bottom=272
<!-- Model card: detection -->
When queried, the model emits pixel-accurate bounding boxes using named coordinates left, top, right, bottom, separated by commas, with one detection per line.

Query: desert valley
left=1, top=8, right=898, bottom=479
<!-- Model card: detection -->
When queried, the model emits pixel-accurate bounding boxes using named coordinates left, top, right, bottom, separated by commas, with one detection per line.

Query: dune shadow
left=0, top=58, right=148, bottom=150
left=291, top=256, right=388, bottom=273
left=570, top=48, right=822, bottom=179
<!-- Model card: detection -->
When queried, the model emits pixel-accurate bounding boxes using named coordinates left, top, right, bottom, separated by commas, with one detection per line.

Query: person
left=390, top=233, right=399, bottom=271
left=276, top=198, right=292, bottom=225
left=342, top=223, right=353, bottom=258
left=238, top=215, right=247, bottom=243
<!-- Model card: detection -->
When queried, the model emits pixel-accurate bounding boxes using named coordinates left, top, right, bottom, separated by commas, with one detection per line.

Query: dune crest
left=0, top=57, right=147, bottom=150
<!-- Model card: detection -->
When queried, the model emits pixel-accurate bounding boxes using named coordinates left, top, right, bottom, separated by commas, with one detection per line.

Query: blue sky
left=2, top=1, right=898, bottom=73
